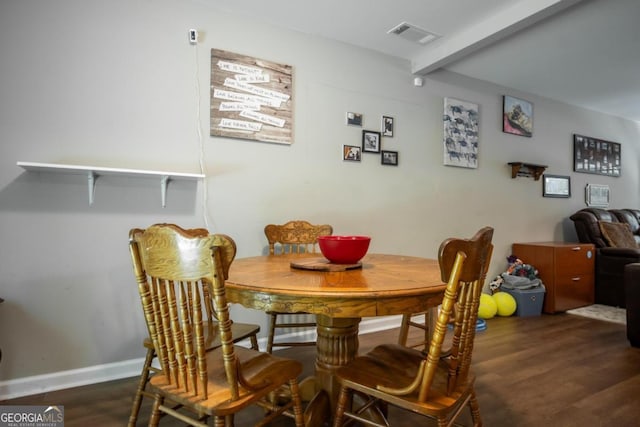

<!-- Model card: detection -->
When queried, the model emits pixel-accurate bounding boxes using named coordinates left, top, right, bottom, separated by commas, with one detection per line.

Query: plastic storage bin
left=502, top=285, right=546, bottom=317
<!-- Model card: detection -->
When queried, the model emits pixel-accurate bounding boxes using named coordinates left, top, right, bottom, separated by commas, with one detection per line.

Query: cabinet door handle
left=571, top=277, right=581, bottom=281
left=571, top=247, right=581, bottom=251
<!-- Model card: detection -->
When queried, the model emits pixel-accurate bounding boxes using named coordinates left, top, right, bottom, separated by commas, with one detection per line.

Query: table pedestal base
left=315, top=315, right=360, bottom=407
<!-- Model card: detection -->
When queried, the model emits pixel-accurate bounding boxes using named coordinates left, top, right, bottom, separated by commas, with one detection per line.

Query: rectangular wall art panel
left=211, top=49, right=293, bottom=144
left=573, top=134, right=621, bottom=177
left=443, top=97, right=479, bottom=169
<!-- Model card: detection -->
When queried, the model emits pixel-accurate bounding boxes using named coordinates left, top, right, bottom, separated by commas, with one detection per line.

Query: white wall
left=1, top=0, right=639, bottom=396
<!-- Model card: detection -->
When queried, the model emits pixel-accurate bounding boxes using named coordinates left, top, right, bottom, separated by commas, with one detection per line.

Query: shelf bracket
left=87, top=171, right=97, bottom=206
left=160, top=175, right=170, bottom=208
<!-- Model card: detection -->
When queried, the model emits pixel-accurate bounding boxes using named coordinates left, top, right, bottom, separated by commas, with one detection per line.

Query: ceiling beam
left=411, top=0, right=585, bottom=75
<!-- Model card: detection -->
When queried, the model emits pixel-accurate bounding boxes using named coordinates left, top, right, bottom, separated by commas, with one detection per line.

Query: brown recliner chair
left=624, top=264, right=640, bottom=347
left=570, top=208, right=640, bottom=308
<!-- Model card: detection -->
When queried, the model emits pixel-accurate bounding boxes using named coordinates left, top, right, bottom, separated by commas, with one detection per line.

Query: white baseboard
left=0, top=358, right=144, bottom=401
left=0, top=315, right=402, bottom=401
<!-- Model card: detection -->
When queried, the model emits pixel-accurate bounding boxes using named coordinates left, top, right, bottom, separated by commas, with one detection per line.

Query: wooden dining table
left=225, top=252, right=447, bottom=417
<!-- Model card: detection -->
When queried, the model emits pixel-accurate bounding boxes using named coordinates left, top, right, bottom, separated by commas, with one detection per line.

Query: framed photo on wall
left=381, top=150, right=398, bottom=166
left=346, top=112, right=363, bottom=126
left=382, top=115, right=394, bottom=137
left=502, top=95, right=533, bottom=137
left=585, top=184, right=610, bottom=207
left=343, top=145, right=361, bottom=162
left=362, top=130, right=381, bottom=153
left=573, top=134, right=621, bottom=177
left=542, top=174, right=570, bottom=198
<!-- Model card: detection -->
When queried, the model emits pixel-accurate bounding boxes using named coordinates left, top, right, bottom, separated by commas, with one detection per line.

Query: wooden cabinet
left=512, top=242, right=595, bottom=313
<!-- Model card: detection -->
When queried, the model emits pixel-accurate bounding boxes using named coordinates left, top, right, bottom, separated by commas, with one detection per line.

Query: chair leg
left=250, top=334, right=259, bottom=351
left=468, top=389, right=483, bottom=427
left=267, top=312, right=278, bottom=353
left=398, top=314, right=411, bottom=346
left=148, top=395, right=163, bottom=427
left=332, top=386, right=351, bottom=427
left=128, top=345, right=155, bottom=427
left=289, top=378, right=305, bottom=427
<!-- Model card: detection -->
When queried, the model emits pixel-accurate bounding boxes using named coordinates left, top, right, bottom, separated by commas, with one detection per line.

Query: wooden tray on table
left=290, top=257, right=362, bottom=271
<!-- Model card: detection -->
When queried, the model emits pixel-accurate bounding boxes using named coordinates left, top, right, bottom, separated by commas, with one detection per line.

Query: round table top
left=225, top=253, right=446, bottom=318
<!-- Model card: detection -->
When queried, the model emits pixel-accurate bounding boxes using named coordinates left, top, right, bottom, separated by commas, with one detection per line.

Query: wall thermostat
left=189, top=29, right=198, bottom=44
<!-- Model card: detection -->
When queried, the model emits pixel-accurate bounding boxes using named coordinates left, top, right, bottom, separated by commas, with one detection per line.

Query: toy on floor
left=493, top=291, right=517, bottom=316
left=478, top=293, right=498, bottom=319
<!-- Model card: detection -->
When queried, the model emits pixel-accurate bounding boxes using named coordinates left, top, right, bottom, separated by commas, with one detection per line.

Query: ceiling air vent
left=387, top=22, right=440, bottom=45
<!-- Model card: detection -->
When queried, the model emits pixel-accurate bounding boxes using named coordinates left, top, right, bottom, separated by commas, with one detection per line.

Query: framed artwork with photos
left=362, top=130, right=381, bottom=153
left=573, top=134, right=621, bottom=177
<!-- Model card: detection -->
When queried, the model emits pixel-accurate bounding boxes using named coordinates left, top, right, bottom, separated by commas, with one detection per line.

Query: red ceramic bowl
left=318, top=235, right=371, bottom=264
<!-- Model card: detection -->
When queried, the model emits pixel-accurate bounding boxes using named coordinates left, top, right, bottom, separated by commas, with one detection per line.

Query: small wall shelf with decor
left=17, top=161, right=205, bottom=207
left=507, top=162, right=548, bottom=180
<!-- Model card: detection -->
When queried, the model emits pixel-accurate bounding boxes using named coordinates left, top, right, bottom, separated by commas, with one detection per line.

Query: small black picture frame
left=342, top=145, right=361, bottom=162
left=381, top=150, right=398, bottom=166
left=542, top=174, right=570, bottom=198
left=362, top=130, right=381, bottom=153
left=382, top=115, right=394, bottom=137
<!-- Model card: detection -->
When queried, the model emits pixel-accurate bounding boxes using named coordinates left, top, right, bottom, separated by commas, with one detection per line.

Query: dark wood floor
left=2, top=313, right=640, bottom=426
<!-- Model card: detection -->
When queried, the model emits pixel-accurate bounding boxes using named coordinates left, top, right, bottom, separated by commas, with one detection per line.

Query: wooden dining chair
left=333, top=226, right=494, bottom=427
left=264, top=220, right=333, bottom=353
left=127, top=225, right=261, bottom=427
left=129, top=224, right=303, bottom=427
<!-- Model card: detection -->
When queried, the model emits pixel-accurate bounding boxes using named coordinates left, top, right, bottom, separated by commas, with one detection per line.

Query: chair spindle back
left=129, top=224, right=238, bottom=401
left=378, top=227, right=493, bottom=402
left=265, top=220, right=333, bottom=255
left=428, top=226, right=493, bottom=401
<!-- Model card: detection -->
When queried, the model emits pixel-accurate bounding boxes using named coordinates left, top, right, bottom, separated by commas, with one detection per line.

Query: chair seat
left=132, top=304, right=259, bottom=426
left=336, top=343, right=476, bottom=416
left=149, top=346, right=303, bottom=416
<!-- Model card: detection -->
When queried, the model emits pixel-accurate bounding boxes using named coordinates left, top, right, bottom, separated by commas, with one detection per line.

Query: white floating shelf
left=17, top=161, right=205, bottom=207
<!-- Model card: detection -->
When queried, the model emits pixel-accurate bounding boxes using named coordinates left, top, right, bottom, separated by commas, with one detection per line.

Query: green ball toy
left=492, top=292, right=517, bottom=316
left=478, top=293, right=498, bottom=319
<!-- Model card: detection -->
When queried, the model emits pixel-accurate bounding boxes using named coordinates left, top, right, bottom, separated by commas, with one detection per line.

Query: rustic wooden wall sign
left=210, top=49, right=293, bottom=144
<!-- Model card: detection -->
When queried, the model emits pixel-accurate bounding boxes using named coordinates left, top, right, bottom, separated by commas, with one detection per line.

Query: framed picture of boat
left=503, top=95, right=533, bottom=137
